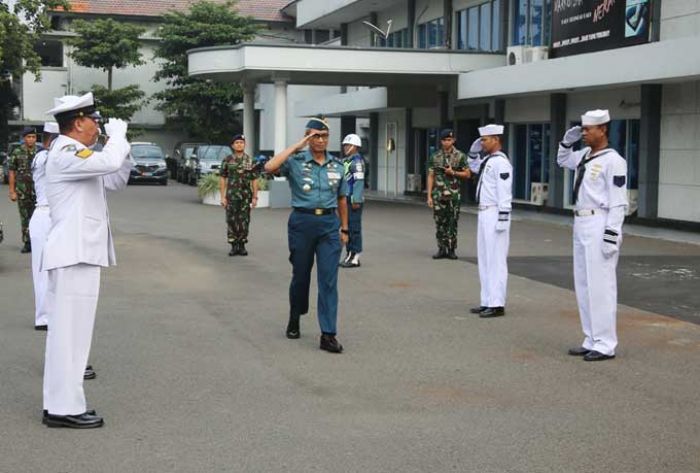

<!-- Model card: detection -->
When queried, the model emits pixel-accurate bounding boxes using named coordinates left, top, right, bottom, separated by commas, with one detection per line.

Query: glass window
left=513, top=0, right=528, bottom=46
left=35, top=39, right=63, bottom=67
left=627, top=120, right=640, bottom=189
left=530, top=0, right=543, bottom=46
left=418, top=24, right=427, bottom=49
left=492, top=0, right=501, bottom=51
left=437, top=18, right=444, bottom=47
left=510, top=0, right=551, bottom=46
left=480, top=3, right=491, bottom=50
left=468, top=7, right=479, bottom=50
left=457, top=10, right=467, bottom=49
left=512, top=123, right=551, bottom=200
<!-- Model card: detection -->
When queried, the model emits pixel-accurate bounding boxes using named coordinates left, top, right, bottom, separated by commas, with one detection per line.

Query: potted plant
left=256, top=176, right=270, bottom=208
left=197, top=173, right=220, bottom=206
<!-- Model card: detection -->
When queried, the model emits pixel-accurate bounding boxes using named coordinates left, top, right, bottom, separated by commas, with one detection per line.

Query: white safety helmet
left=342, top=134, right=362, bottom=148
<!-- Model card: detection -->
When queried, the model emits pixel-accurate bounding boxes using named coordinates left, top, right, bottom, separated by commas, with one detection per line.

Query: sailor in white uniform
left=469, top=124, right=513, bottom=318
left=557, top=109, right=628, bottom=362
left=41, top=92, right=131, bottom=428
left=29, top=121, right=59, bottom=331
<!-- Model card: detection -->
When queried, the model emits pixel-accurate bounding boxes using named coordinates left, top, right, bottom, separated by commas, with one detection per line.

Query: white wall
left=505, top=95, right=550, bottom=123
left=22, top=69, right=68, bottom=122
left=347, top=18, right=372, bottom=47
left=377, top=109, right=407, bottom=195
left=660, top=0, right=700, bottom=41
left=567, top=86, right=641, bottom=122
left=658, top=80, right=700, bottom=223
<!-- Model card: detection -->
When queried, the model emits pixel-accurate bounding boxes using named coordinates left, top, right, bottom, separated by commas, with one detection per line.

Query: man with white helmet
left=339, top=133, right=365, bottom=268
left=558, top=110, right=628, bottom=362
left=469, top=124, right=513, bottom=318
left=41, top=92, right=131, bottom=428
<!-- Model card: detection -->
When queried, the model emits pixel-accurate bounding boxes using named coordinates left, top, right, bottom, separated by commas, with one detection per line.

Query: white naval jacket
left=42, top=134, right=131, bottom=271
left=475, top=151, right=513, bottom=214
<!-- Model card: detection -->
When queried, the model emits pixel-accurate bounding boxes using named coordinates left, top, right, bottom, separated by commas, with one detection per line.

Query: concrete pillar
left=340, top=115, right=356, bottom=150
left=340, top=23, right=349, bottom=46
left=274, top=79, right=288, bottom=154
left=548, top=93, right=567, bottom=208
left=370, top=112, right=379, bottom=190
left=243, top=83, right=256, bottom=156
left=443, top=0, right=452, bottom=48
left=407, top=0, right=416, bottom=48
left=638, top=84, right=662, bottom=218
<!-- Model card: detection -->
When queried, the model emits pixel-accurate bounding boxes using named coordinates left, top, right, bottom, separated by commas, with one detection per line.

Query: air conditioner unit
left=507, top=45, right=526, bottom=66
left=507, top=45, right=550, bottom=65
left=530, top=182, right=549, bottom=206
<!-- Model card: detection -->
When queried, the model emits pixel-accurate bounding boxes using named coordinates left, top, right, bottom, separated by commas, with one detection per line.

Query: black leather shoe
left=228, top=244, right=237, bottom=256
left=479, top=307, right=505, bottom=318
left=84, top=365, right=96, bottom=380
left=286, top=314, right=300, bottom=339
left=44, top=412, right=103, bottom=429
left=446, top=250, right=458, bottom=260
left=43, top=409, right=95, bottom=422
left=21, top=242, right=31, bottom=253
left=568, top=347, right=591, bottom=357
left=432, top=249, right=446, bottom=259
left=583, top=350, right=615, bottom=362
left=320, top=334, right=343, bottom=353
left=238, top=244, right=248, bottom=256
left=34, top=324, right=48, bottom=331
left=469, top=306, right=486, bottom=314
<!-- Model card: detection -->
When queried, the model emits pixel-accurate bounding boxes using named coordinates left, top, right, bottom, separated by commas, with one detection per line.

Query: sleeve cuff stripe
left=604, top=229, right=619, bottom=236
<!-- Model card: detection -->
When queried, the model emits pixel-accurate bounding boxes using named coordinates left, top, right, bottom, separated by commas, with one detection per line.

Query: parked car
left=174, top=141, right=207, bottom=184
left=188, top=144, right=230, bottom=185
left=128, top=142, right=169, bottom=185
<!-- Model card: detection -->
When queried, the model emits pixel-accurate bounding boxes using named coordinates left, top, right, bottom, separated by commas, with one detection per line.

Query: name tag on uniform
left=327, top=172, right=341, bottom=180
left=353, top=172, right=365, bottom=179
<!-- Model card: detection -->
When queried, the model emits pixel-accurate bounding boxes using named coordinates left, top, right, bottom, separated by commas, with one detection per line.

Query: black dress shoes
left=479, top=307, right=505, bottom=318
left=238, top=244, right=248, bottom=256
left=44, top=412, right=103, bottom=429
left=568, top=347, right=591, bottom=357
left=320, top=334, right=343, bottom=353
left=286, top=314, right=300, bottom=339
left=84, top=365, right=96, bottom=380
left=34, top=324, right=48, bottom=331
left=446, top=249, right=458, bottom=260
left=432, top=249, right=447, bottom=259
left=43, top=409, right=96, bottom=421
left=583, top=350, right=615, bottom=362
left=470, top=306, right=486, bottom=314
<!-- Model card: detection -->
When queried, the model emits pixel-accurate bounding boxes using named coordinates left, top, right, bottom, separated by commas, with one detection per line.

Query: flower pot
left=256, top=190, right=269, bottom=208
left=202, top=191, right=220, bottom=206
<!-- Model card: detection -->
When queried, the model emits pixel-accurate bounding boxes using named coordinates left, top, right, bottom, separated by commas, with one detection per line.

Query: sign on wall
left=551, top=0, right=651, bottom=57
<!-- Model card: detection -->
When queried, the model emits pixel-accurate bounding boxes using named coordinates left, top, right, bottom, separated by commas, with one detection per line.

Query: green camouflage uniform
left=8, top=145, right=37, bottom=244
left=428, top=147, right=467, bottom=251
left=220, top=153, right=257, bottom=245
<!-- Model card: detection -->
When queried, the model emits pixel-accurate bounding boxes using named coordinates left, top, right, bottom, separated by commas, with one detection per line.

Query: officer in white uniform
left=29, top=121, right=59, bottom=331
left=558, top=109, right=628, bottom=362
left=41, top=93, right=131, bottom=428
left=469, top=124, right=513, bottom=318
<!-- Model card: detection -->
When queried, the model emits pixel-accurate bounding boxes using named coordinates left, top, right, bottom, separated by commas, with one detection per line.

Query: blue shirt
left=281, top=150, right=348, bottom=209
left=343, top=153, right=365, bottom=204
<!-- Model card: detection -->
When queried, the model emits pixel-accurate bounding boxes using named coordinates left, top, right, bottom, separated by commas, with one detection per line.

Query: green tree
left=0, top=0, right=70, bottom=148
left=153, top=0, right=258, bottom=143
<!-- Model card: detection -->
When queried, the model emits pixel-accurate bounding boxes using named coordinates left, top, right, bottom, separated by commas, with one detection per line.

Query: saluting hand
left=294, top=133, right=317, bottom=152
left=563, top=126, right=582, bottom=146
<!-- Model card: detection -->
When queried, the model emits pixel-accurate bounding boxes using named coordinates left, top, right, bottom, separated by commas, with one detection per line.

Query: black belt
left=294, top=207, right=335, bottom=215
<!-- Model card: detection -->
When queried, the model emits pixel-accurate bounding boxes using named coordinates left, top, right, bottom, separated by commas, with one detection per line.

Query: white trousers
left=477, top=207, right=510, bottom=307
left=43, top=264, right=101, bottom=414
left=29, top=206, right=51, bottom=327
left=573, top=212, right=619, bottom=355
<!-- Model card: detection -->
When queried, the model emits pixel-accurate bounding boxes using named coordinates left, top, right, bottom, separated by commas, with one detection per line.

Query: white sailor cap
left=43, top=122, right=59, bottom=134
left=581, top=109, right=610, bottom=126
left=46, top=92, right=100, bottom=121
left=478, top=124, right=504, bottom=136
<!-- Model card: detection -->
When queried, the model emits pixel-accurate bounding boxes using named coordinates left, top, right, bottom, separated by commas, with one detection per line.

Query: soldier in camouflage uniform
left=426, top=129, right=470, bottom=260
left=8, top=127, right=38, bottom=253
left=219, top=134, right=259, bottom=256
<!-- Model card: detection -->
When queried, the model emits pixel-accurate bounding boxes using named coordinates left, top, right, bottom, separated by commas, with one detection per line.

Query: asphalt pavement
left=0, top=181, right=699, bottom=473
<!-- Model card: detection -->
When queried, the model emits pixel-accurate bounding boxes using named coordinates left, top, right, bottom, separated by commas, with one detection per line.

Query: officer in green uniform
left=219, top=134, right=258, bottom=256
left=426, top=129, right=470, bottom=260
left=8, top=126, right=38, bottom=253
left=264, top=116, right=349, bottom=353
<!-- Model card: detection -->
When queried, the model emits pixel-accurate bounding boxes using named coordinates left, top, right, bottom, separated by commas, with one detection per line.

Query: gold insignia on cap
left=75, top=148, right=94, bottom=159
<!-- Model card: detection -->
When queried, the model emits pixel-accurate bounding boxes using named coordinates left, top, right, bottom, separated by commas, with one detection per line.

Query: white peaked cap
left=478, top=124, right=504, bottom=136
left=43, top=122, right=59, bottom=134
left=581, top=109, right=611, bottom=126
left=46, top=92, right=95, bottom=117
left=342, top=134, right=362, bottom=147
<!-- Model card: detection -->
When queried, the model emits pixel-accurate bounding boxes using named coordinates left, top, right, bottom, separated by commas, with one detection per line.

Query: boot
left=447, top=248, right=458, bottom=260
left=432, top=247, right=446, bottom=259
left=346, top=252, right=361, bottom=268
left=286, top=313, right=301, bottom=339
left=238, top=243, right=248, bottom=256
left=21, top=241, right=31, bottom=253
left=340, top=251, right=355, bottom=267
left=228, top=243, right=237, bottom=256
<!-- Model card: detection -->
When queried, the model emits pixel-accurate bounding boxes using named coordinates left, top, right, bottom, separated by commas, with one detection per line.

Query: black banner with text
left=551, top=0, right=650, bottom=57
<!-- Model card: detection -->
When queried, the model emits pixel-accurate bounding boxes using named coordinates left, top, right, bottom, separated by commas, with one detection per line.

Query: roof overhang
left=458, top=36, right=700, bottom=100
left=295, top=0, right=404, bottom=28
left=188, top=43, right=505, bottom=88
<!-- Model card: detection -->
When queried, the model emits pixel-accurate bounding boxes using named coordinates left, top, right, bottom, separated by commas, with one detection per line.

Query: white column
left=243, top=83, right=255, bottom=156
left=274, top=79, right=288, bottom=154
